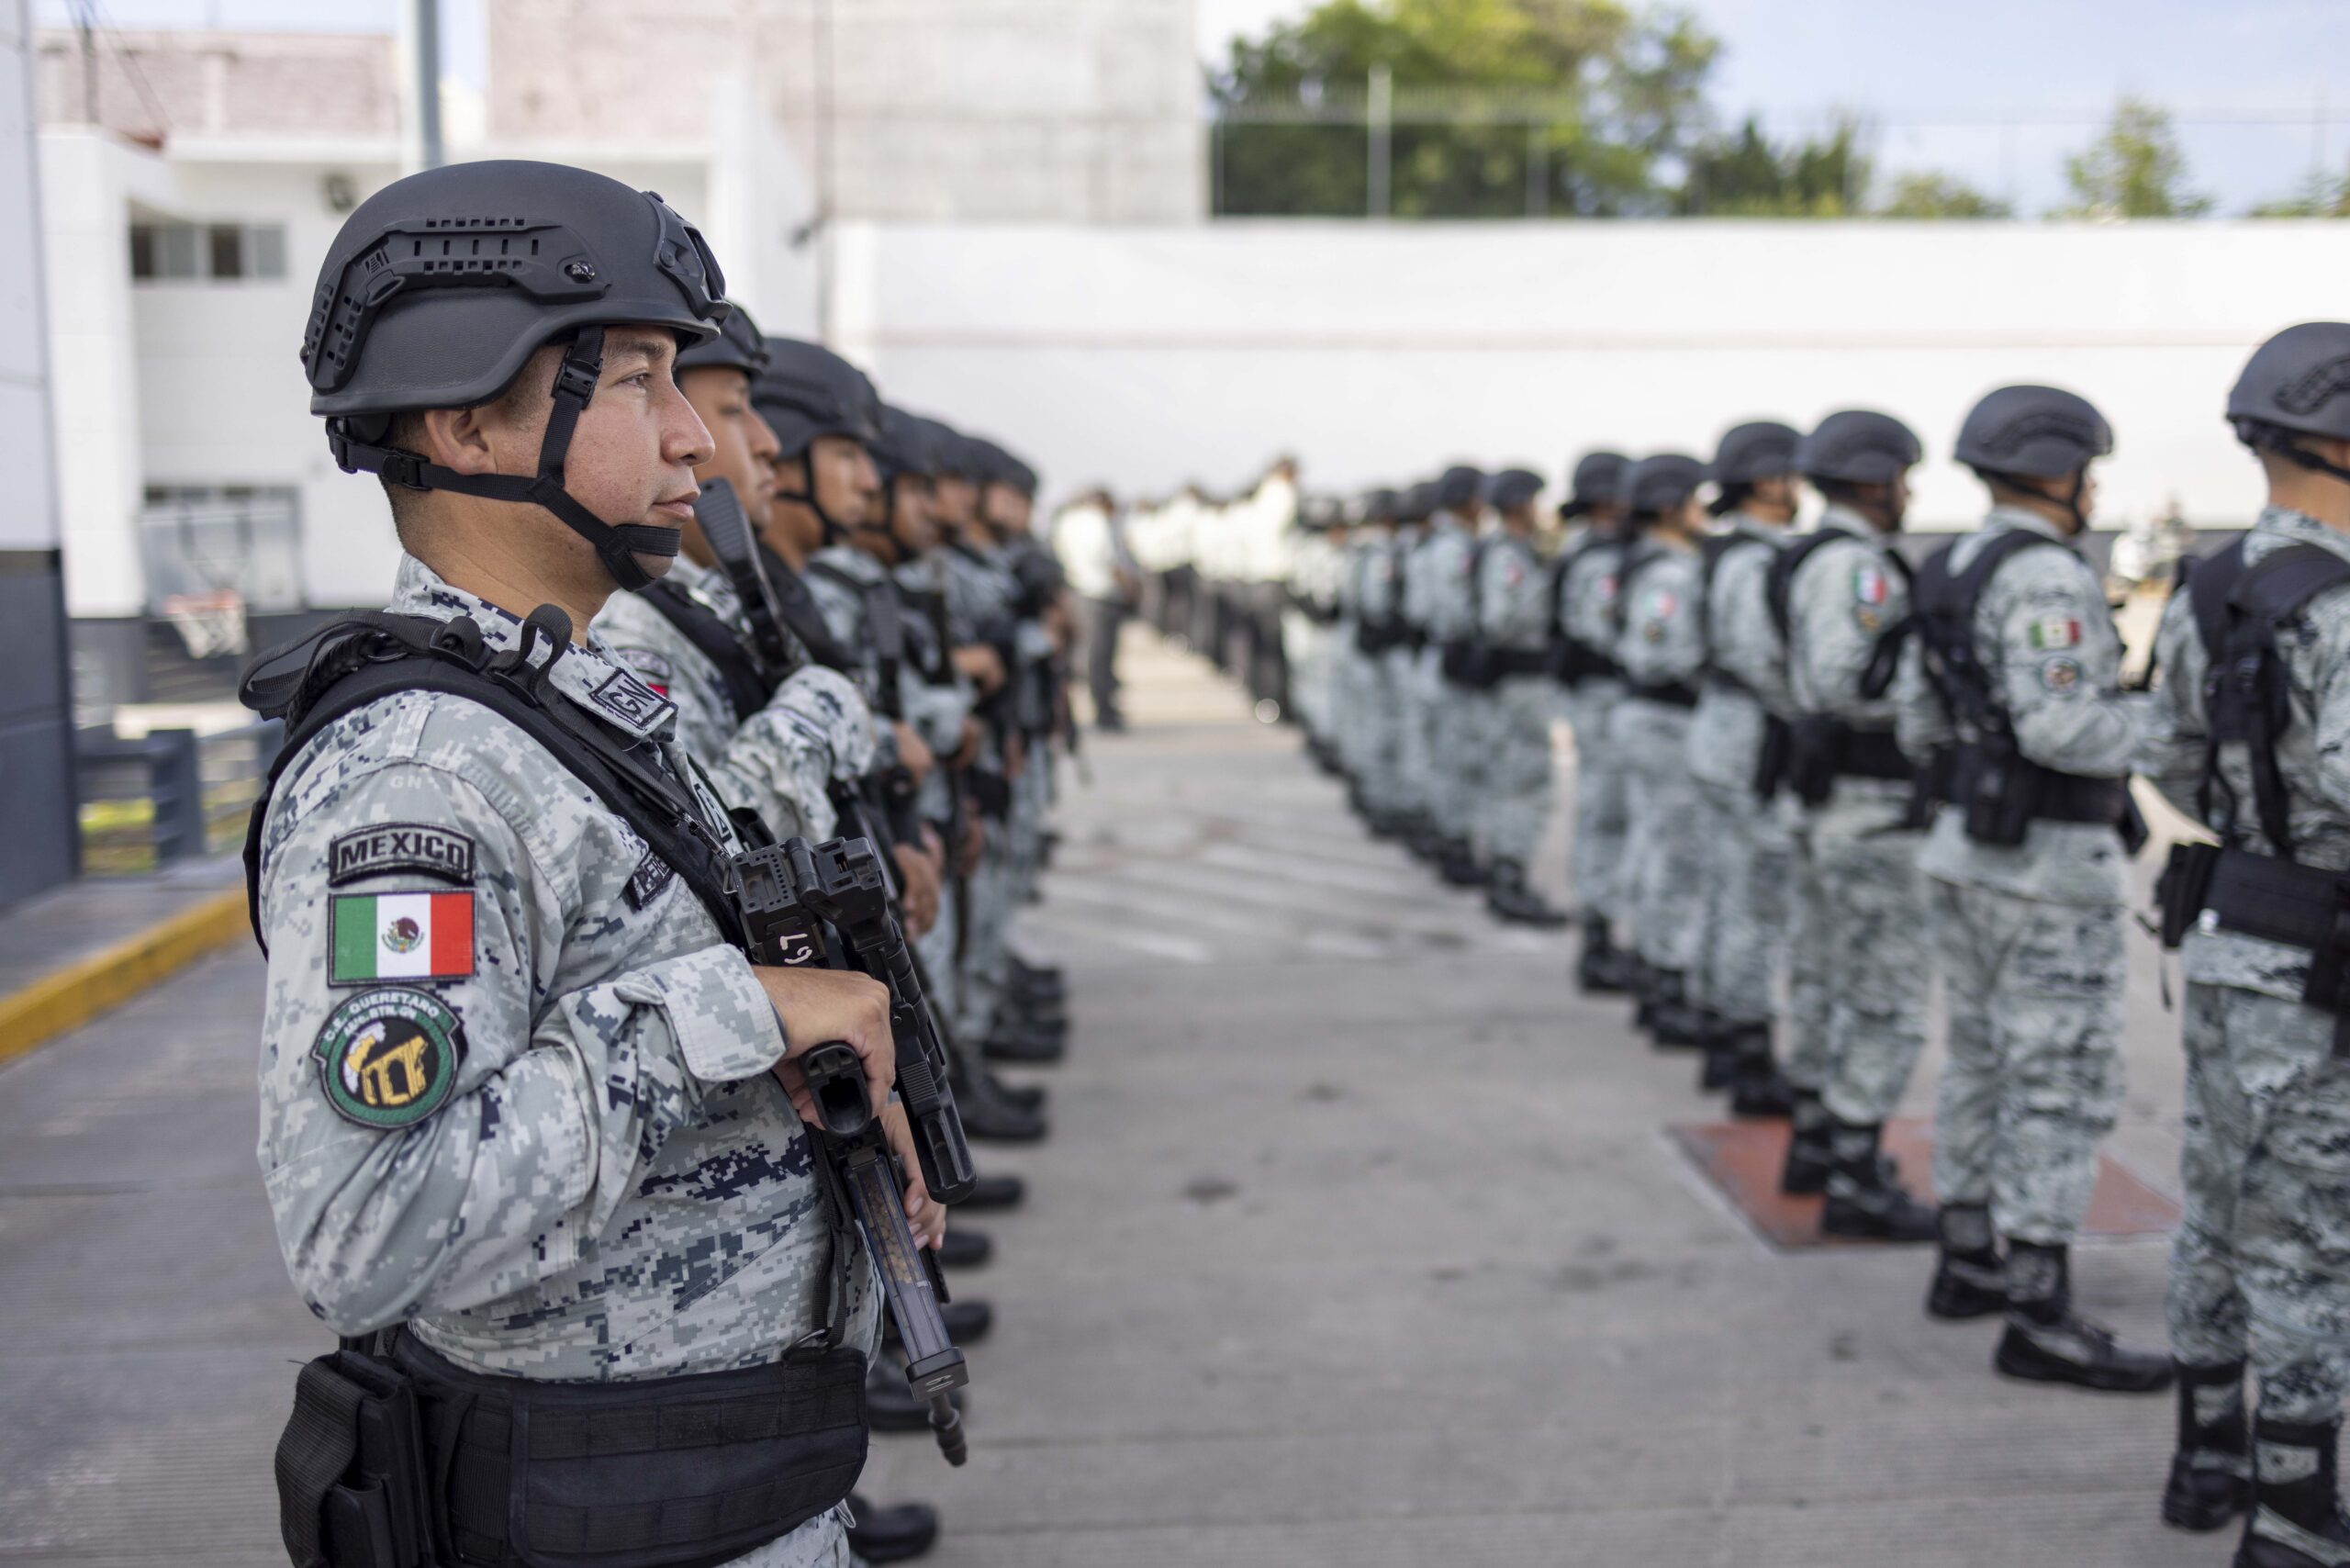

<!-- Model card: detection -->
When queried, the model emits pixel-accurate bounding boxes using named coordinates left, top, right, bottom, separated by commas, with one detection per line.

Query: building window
left=129, top=223, right=287, bottom=283
left=139, top=485, right=304, bottom=612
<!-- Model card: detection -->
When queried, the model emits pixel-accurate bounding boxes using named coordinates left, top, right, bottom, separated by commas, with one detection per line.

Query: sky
left=39, top=0, right=2350, bottom=214
left=1197, top=0, right=2350, bottom=214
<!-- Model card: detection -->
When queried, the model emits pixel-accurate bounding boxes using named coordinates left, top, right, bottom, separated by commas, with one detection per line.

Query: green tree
left=2059, top=97, right=2212, bottom=218
left=1209, top=0, right=1718, bottom=218
left=1680, top=116, right=1872, bottom=216
left=2251, top=166, right=2350, bottom=218
left=1877, top=171, right=2013, bottom=219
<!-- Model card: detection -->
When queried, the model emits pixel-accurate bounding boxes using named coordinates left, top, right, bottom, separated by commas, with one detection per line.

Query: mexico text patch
left=312, top=988, right=464, bottom=1130
left=327, top=823, right=476, bottom=887
left=330, top=891, right=476, bottom=984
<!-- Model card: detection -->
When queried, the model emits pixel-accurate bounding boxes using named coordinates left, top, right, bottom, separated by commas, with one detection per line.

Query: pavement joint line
left=0, top=887, right=251, bottom=1074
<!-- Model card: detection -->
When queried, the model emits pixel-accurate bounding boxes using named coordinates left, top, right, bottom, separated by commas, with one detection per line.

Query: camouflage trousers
left=1689, top=778, right=1792, bottom=1029
left=1564, top=681, right=1628, bottom=922
left=2169, top=982, right=2350, bottom=1426
left=1352, top=649, right=1406, bottom=814
left=1781, top=820, right=1833, bottom=1092
left=1809, top=785, right=1932, bottom=1126
left=1426, top=670, right=1488, bottom=842
left=1926, top=879, right=2124, bottom=1245
left=1611, top=700, right=1706, bottom=973
left=1397, top=648, right=1439, bottom=818
left=1478, top=675, right=1556, bottom=869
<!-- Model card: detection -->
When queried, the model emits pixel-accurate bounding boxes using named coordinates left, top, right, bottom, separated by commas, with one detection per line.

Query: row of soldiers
left=1172, top=321, right=2350, bottom=1568
left=248, top=159, right=1082, bottom=1566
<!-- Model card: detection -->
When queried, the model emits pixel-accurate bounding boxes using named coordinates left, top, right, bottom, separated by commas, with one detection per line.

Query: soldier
left=1413, top=465, right=1492, bottom=887
left=1684, top=421, right=1802, bottom=1115
left=1349, top=488, right=1413, bottom=837
left=1390, top=481, right=1442, bottom=859
left=1894, top=385, right=2167, bottom=1393
left=248, top=160, right=935, bottom=1567
left=1477, top=467, right=1571, bottom=925
left=2137, top=321, right=2350, bottom=1560
left=1554, top=452, right=1637, bottom=992
left=1774, top=409, right=1939, bottom=1239
left=1608, top=454, right=1711, bottom=1042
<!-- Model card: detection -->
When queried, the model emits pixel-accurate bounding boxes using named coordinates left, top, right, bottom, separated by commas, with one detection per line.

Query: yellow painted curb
left=0, top=887, right=251, bottom=1070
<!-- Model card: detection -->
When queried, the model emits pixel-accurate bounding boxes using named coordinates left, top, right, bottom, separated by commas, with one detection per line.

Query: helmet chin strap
left=326, top=327, right=683, bottom=593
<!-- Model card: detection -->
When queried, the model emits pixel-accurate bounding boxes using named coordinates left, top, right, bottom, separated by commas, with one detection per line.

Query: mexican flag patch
left=2027, top=617, right=2082, bottom=651
left=331, top=891, right=475, bottom=984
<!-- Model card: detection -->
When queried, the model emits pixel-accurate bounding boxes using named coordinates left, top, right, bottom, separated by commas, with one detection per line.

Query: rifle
left=734, top=834, right=979, bottom=1466
left=694, top=476, right=800, bottom=683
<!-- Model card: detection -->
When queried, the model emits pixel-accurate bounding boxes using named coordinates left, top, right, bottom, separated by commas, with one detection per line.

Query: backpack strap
left=1696, top=531, right=1769, bottom=678
left=1764, top=525, right=1859, bottom=644
left=806, top=559, right=908, bottom=721
left=1899, top=528, right=2065, bottom=715
left=636, top=580, right=775, bottom=723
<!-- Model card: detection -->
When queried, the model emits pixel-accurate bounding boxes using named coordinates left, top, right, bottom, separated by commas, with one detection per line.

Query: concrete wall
left=2, top=0, right=81, bottom=904
left=835, top=218, right=2350, bottom=529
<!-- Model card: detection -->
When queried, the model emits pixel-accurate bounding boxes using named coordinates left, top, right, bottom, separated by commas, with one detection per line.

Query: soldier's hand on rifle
left=757, top=967, right=895, bottom=1122
left=879, top=1101, right=947, bottom=1251
left=892, top=837, right=941, bottom=938
left=893, top=721, right=935, bottom=787
left=954, top=644, right=1006, bottom=695
left=948, top=717, right=983, bottom=770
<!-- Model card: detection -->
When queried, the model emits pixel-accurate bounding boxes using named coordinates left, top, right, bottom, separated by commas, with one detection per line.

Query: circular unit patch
left=312, top=987, right=464, bottom=1130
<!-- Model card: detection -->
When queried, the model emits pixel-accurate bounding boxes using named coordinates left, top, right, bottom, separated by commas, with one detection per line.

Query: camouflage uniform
left=1612, top=540, right=1707, bottom=973
left=1407, top=512, right=1483, bottom=842
left=593, top=556, right=876, bottom=846
left=937, top=540, right=1027, bottom=1048
left=1354, top=532, right=1410, bottom=818
left=1895, top=507, right=2138, bottom=1245
left=1558, top=535, right=1630, bottom=921
left=255, top=557, right=877, bottom=1568
left=1685, top=517, right=1795, bottom=1029
left=1476, top=532, right=1558, bottom=868
left=2137, top=505, right=2350, bottom=1429
left=1784, top=509, right=1933, bottom=1126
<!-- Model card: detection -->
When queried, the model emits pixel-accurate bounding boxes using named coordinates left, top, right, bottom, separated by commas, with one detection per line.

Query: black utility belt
left=1923, top=745, right=2144, bottom=851
left=2158, top=842, right=2350, bottom=1035
left=1551, top=640, right=1622, bottom=689
left=1932, top=750, right=2134, bottom=824
left=1485, top=647, right=1551, bottom=679
left=276, top=1330, right=868, bottom=1568
left=1784, top=718, right=1911, bottom=809
left=1624, top=679, right=1701, bottom=710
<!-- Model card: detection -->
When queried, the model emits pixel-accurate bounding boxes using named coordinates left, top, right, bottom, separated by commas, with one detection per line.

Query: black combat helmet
left=674, top=298, right=769, bottom=379
left=1953, top=386, right=2112, bottom=479
left=1484, top=468, right=1545, bottom=511
left=1398, top=481, right=1438, bottom=524
left=1706, top=420, right=1801, bottom=516
left=1796, top=409, right=1922, bottom=485
left=1360, top=487, right=1401, bottom=524
left=968, top=439, right=1040, bottom=500
left=1436, top=465, right=1488, bottom=517
left=302, top=158, right=729, bottom=591
left=2228, top=321, right=2350, bottom=484
left=755, top=337, right=882, bottom=460
left=870, top=405, right=937, bottom=490
left=1619, top=453, right=1706, bottom=521
left=1560, top=451, right=1630, bottom=521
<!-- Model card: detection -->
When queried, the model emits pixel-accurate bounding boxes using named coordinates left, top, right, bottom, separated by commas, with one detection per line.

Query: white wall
left=835, top=218, right=2350, bottom=529
left=0, top=0, right=54, bottom=554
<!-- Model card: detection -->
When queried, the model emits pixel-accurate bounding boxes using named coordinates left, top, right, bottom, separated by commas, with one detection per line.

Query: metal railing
left=75, top=720, right=283, bottom=873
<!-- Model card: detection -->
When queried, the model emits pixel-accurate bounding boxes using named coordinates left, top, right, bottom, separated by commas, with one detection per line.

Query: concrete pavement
left=1, top=626, right=2215, bottom=1567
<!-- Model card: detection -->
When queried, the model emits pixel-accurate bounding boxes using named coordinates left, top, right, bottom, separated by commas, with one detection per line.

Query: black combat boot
left=1695, top=1014, right=1738, bottom=1090
left=1726, top=1026, right=1795, bottom=1119
left=1008, top=953, right=1065, bottom=1000
left=1644, top=971, right=1707, bottom=1049
left=1993, top=1242, right=2174, bottom=1393
left=981, top=1024, right=1066, bottom=1066
left=978, top=1065, right=1046, bottom=1113
left=1576, top=915, right=1629, bottom=994
left=957, top=1171, right=1026, bottom=1212
left=953, top=1065, right=1049, bottom=1143
left=1819, top=1119, right=1940, bottom=1241
left=867, top=1362, right=966, bottom=1431
left=1925, top=1202, right=2007, bottom=1320
left=1406, top=818, right=1447, bottom=863
left=2237, top=1416, right=2350, bottom=1566
left=934, top=1227, right=992, bottom=1270
left=1780, top=1090, right=1833, bottom=1195
left=1485, top=861, right=1571, bottom=927
left=2161, top=1359, right=2251, bottom=1532
left=845, top=1495, right=941, bottom=1563
left=1438, top=837, right=1486, bottom=887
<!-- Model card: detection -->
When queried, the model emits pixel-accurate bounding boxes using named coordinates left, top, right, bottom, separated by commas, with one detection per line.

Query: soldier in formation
left=246, top=157, right=1085, bottom=1567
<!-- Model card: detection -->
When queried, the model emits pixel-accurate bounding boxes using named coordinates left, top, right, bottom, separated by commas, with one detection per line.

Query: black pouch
left=276, top=1349, right=439, bottom=1568
left=965, top=770, right=1013, bottom=821
left=1785, top=716, right=1838, bottom=808
left=1438, top=640, right=1488, bottom=688
left=2154, top=841, right=2221, bottom=951
left=1751, top=715, right=1791, bottom=801
left=1961, top=752, right=2037, bottom=848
